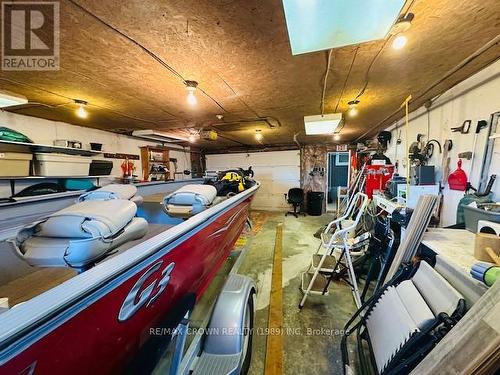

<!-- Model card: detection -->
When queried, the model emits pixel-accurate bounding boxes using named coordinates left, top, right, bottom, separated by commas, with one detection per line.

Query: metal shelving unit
left=0, top=140, right=102, bottom=156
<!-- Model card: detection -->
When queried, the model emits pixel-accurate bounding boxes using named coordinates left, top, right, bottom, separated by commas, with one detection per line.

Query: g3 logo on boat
left=118, top=261, right=175, bottom=322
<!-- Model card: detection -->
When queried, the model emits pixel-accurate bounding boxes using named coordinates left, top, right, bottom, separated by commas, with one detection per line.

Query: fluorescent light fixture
left=282, top=0, right=405, bottom=55
left=304, top=113, right=342, bottom=135
left=0, top=90, right=28, bottom=108
left=132, top=130, right=189, bottom=143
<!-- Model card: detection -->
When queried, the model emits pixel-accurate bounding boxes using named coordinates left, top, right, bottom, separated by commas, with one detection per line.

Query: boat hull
left=0, top=194, right=254, bottom=374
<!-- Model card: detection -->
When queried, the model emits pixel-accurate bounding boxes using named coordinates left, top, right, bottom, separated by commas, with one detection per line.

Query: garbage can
left=307, top=191, right=324, bottom=216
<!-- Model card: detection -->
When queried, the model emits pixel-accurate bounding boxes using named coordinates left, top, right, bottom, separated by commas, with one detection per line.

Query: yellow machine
left=221, top=172, right=245, bottom=192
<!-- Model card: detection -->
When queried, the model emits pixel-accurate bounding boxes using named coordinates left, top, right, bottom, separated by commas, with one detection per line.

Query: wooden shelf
left=0, top=140, right=102, bottom=156
left=140, top=146, right=171, bottom=181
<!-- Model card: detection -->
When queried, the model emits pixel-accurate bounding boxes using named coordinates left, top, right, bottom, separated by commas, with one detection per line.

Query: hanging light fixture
left=390, top=13, right=414, bottom=50
left=333, top=133, right=341, bottom=141
left=185, top=80, right=198, bottom=106
left=188, top=133, right=197, bottom=143
left=74, top=99, right=88, bottom=119
left=255, top=129, right=263, bottom=141
left=347, top=100, right=359, bottom=117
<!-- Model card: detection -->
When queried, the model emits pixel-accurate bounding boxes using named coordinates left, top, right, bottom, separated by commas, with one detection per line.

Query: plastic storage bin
left=463, top=203, right=500, bottom=233
left=0, top=152, right=32, bottom=176
left=34, top=153, right=92, bottom=176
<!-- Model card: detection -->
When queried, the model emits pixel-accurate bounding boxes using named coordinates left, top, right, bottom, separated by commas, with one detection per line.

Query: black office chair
left=284, top=188, right=306, bottom=218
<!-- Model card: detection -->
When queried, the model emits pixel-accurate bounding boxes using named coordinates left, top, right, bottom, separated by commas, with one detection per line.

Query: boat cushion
left=35, top=200, right=137, bottom=239
left=163, top=184, right=217, bottom=217
left=164, top=184, right=217, bottom=206
left=78, top=184, right=138, bottom=202
left=20, top=217, right=148, bottom=268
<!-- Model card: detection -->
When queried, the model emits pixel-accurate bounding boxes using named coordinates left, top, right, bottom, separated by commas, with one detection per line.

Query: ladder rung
left=301, top=272, right=330, bottom=295
left=311, top=253, right=338, bottom=272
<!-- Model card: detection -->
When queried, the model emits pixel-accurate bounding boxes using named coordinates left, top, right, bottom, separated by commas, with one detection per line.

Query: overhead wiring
left=347, top=1, right=416, bottom=113
left=197, top=86, right=228, bottom=113
left=321, top=49, right=334, bottom=115
left=0, top=77, right=172, bottom=125
left=68, top=0, right=228, bottom=113
left=69, top=0, right=185, bottom=83
left=6, top=101, right=73, bottom=110
left=334, top=46, right=359, bottom=113
left=216, top=75, right=260, bottom=118
left=354, top=33, right=500, bottom=142
left=208, top=126, right=249, bottom=147
left=353, top=38, right=390, bottom=101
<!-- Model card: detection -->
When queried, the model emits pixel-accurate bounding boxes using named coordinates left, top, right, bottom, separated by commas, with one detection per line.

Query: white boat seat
left=78, top=184, right=143, bottom=206
left=14, top=200, right=148, bottom=269
left=163, top=184, right=217, bottom=218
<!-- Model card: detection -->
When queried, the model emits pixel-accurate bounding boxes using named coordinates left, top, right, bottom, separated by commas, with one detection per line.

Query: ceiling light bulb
left=255, top=131, right=263, bottom=141
left=347, top=100, right=359, bottom=118
left=74, top=100, right=88, bottom=119
left=188, top=134, right=196, bottom=143
left=392, top=34, right=407, bottom=50
left=185, top=80, right=198, bottom=106
left=333, top=134, right=341, bottom=141
left=187, top=90, right=197, bottom=106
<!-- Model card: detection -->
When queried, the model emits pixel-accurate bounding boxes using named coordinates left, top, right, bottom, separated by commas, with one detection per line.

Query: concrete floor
left=238, top=211, right=359, bottom=375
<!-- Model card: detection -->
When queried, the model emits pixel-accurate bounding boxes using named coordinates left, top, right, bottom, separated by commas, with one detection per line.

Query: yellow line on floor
left=264, top=222, right=284, bottom=375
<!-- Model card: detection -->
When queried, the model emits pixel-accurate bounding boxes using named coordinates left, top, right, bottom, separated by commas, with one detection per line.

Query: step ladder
left=299, top=192, right=369, bottom=309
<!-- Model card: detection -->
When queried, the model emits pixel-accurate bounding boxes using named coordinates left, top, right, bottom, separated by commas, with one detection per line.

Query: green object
left=0, top=127, right=33, bottom=143
left=62, top=179, right=95, bottom=191
left=456, top=193, right=492, bottom=224
left=484, top=267, right=500, bottom=287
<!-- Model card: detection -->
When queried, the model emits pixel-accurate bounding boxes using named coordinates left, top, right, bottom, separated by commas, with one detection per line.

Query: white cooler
left=34, top=153, right=92, bottom=176
left=0, top=152, right=33, bottom=176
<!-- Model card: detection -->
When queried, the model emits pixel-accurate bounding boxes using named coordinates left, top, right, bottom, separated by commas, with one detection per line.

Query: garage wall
left=383, top=59, right=500, bottom=227
left=206, top=150, right=300, bottom=210
left=0, top=111, right=191, bottom=180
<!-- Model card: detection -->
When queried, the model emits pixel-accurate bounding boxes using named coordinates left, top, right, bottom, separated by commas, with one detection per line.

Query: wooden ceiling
left=1, top=0, right=499, bottom=151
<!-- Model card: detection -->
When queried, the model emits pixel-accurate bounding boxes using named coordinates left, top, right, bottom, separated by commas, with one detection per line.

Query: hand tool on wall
left=465, top=120, right=488, bottom=192
left=441, top=139, right=452, bottom=184
left=478, top=111, right=499, bottom=192
left=468, top=174, right=497, bottom=197
left=458, top=151, right=472, bottom=160
left=451, top=119, right=471, bottom=133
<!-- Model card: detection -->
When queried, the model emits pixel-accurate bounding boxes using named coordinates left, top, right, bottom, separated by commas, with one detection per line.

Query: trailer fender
left=203, top=274, right=256, bottom=356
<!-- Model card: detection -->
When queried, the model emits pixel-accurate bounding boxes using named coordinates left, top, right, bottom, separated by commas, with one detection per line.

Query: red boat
left=0, top=177, right=259, bottom=374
